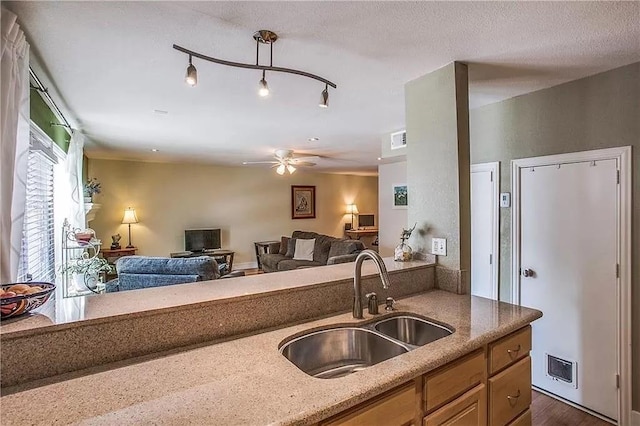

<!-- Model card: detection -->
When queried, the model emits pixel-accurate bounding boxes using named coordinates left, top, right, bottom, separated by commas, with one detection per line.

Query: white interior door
left=471, top=163, right=498, bottom=299
left=519, top=159, right=618, bottom=421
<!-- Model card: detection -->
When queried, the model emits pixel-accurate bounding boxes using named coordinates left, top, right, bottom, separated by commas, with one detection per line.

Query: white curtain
left=1, top=8, right=30, bottom=283
left=66, top=131, right=85, bottom=229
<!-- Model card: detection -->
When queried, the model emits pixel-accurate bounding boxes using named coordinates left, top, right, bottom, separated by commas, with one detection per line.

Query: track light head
left=287, top=164, right=296, bottom=174
left=258, top=70, right=270, bottom=97
left=319, top=85, right=329, bottom=108
left=276, top=164, right=286, bottom=175
left=185, top=56, right=197, bottom=86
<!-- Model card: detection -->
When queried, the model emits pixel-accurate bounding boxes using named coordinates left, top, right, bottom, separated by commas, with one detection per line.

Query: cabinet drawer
left=424, top=350, right=485, bottom=412
left=489, top=356, right=531, bottom=426
left=423, top=384, right=486, bottom=426
left=508, top=408, right=531, bottom=426
left=489, top=326, right=531, bottom=374
left=322, top=382, right=415, bottom=426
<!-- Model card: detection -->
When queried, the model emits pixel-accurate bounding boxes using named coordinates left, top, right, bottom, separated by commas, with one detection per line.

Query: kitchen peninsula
left=0, top=259, right=541, bottom=425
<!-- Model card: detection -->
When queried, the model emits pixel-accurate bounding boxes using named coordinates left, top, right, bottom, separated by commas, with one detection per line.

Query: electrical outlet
left=432, top=238, right=447, bottom=256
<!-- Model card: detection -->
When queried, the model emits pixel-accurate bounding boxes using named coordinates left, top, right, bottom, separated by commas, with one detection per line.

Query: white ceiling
left=6, top=1, right=640, bottom=175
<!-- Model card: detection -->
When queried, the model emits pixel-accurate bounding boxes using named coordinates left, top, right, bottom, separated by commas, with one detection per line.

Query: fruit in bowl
left=0, top=282, right=55, bottom=319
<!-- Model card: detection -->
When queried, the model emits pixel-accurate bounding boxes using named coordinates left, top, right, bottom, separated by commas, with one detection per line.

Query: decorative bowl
left=75, top=230, right=95, bottom=242
left=0, top=282, right=55, bottom=319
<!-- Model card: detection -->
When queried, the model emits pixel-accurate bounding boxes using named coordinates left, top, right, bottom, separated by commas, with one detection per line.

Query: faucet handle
left=366, top=293, right=379, bottom=315
left=385, top=297, right=395, bottom=311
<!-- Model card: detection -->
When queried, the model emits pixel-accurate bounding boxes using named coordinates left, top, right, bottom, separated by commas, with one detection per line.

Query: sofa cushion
left=328, top=240, right=365, bottom=258
left=117, top=274, right=200, bottom=292
left=294, top=238, right=315, bottom=261
left=278, top=236, right=290, bottom=255
left=277, top=259, right=323, bottom=271
left=292, top=231, right=339, bottom=264
left=261, top=253, right=287, bottom=271
left=285, top=238, right=297, bottom=257
left=116, top=256, right=218, bottom=280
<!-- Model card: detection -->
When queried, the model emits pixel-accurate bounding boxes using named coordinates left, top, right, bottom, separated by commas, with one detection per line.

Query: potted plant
left=84, top=178, right=101, bottom=203
left=60, top=256, right=113, bottom=291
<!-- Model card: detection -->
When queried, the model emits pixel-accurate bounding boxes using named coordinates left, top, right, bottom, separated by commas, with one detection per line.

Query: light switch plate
left=500, top=192, right=511, bottom=208
left=432, top=238, right=447, bottom=256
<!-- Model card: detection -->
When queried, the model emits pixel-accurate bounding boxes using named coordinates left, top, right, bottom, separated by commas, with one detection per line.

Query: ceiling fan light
left=185, top=56, right=197, bottom=86
left=276, top=164, right=286, bottom=175
left=258, top=77, right=269, bottom=98
left=319, top=85, right=329, bottom=108
left=287, top=164, right=296, bottom=174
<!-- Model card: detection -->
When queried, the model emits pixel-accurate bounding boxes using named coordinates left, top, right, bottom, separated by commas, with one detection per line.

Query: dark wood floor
left=531, top=390, right=612, bottom=425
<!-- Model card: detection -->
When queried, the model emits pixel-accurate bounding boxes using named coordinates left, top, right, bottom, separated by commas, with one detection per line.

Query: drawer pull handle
left=507, top=389, right=521, bottom=406
left=506, top=344, right=521, bottom=357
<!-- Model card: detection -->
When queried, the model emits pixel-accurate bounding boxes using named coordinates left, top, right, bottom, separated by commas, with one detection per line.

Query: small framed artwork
left=393, top=184, right=408, bottom=209
left=291, top=185, right=316, bottom=219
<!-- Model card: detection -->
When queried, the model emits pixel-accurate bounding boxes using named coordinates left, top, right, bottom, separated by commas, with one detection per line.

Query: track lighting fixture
left=319, top=84, right=329, bottom=108
left=258, top=70, right=270, bottom=97
left=185, top=55, right=197, bottom=87
left=276, top=164, right=286, bottom=175
left=174, top=30, right=336, bottom=106
left=287, top=164, right=296, bottom=174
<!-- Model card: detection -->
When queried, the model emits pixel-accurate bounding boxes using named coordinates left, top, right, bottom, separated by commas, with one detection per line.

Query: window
left=17, top=128, right=60, bottom=283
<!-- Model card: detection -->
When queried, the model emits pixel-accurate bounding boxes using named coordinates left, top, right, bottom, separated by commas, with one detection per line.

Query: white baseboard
left=631, top=410, right=640, bottom=426
left=233, top=261, right=258, bottom=270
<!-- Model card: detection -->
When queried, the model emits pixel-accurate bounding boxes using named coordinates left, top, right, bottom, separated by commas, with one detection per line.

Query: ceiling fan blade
left=242, top=161, right=279, bottom=165
left=295, top=161, right=316, bottom=167
left=291, top=156, right=320, bottom=164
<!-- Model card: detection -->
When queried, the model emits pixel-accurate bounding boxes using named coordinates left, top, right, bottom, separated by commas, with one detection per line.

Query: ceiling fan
left=242, top=149, right=319, bottom=175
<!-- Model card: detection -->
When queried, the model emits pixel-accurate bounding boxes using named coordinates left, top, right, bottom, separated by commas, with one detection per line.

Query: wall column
left=405, top=62, right=471, bottom=294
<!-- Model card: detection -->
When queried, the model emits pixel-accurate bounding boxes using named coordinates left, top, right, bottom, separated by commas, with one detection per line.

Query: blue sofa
left=106, top=256, right=243, bottom=292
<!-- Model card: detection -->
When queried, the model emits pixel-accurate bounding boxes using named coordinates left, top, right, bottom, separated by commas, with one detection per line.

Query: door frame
left=471, top=161, right=500, bottom=300
left=511, top=146, right=632, bottom=425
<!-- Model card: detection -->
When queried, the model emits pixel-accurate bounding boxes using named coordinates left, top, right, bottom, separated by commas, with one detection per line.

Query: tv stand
left=170, top=249, right=235, bottom=274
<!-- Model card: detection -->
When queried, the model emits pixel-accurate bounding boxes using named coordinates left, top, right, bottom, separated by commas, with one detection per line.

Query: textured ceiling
left=6, top=1, right=640, bottom=174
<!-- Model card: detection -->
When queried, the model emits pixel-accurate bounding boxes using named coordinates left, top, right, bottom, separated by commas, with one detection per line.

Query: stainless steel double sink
left=280, top=315, right=454, bottom=379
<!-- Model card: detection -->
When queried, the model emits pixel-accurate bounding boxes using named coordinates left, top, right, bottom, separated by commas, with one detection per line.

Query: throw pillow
left=279, top=236, right=290, bottom=255
left=285, top=238, right=297, bottom=257
left=294, top=238, right=315, bottom=261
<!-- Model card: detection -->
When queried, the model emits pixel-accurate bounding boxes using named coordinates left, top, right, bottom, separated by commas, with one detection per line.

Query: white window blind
left=17, top=132, right=57, bottom=283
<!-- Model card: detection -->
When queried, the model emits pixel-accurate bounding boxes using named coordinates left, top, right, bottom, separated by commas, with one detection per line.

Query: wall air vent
left=390, top=130, right=407, bottom=150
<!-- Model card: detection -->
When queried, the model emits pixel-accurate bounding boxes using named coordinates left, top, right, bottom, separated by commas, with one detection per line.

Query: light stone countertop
left=1, top=258, right=429, bottom=336
left=0, top=290, right=542, bottom=426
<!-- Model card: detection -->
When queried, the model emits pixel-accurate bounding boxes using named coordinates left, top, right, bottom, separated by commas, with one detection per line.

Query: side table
left=101, top=247, right=137, bottom=281
left=254, top=240, right=280, bottom=271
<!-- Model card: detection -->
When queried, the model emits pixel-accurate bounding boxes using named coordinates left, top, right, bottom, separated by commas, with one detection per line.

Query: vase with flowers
left=84, top=178, right=101, bottom=203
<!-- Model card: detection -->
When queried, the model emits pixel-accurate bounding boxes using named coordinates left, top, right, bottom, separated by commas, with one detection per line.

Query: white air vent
left=390, top=130, right=407, bottom=150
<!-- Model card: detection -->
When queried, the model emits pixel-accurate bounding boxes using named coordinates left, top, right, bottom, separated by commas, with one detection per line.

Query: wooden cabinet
left=489, top=357, right=531, bottom=426
left=322, top=325, right=533, bottom=426
left=423, top=384, right=486, bottom=426
left=424, top=350, right=485, bottom=412
left=489, top=326, right=531, bottom=374
left=321, top=382, right=415, bottom=426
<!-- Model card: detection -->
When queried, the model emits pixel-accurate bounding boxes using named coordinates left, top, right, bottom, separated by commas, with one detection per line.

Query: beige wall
left=469, top=62, right=640, bottom=410
left=405, top=62, right=471, bottom=272
left=87, top=159, right=378, bottom=266
left=378, top=160, right=407, bottom=257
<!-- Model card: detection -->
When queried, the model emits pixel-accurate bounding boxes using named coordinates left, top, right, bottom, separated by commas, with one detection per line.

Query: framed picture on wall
left=393, top=184, right=408, bottom=209
left=291, top=185, right=316, bottom=219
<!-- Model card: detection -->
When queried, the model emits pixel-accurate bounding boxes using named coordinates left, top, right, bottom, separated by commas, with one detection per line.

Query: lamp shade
left=122, top=207, right=139, bottom=224
left=346, top=204, right=359, bottom=215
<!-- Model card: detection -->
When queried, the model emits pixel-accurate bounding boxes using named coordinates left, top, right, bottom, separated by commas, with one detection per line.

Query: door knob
left=522, top=268, right=534, bottom=277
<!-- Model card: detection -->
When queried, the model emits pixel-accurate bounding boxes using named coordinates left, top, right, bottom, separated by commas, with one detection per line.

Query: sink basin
left=280, top=327, right=408, bottom=379
left=373, top=316, right=453, bottom=346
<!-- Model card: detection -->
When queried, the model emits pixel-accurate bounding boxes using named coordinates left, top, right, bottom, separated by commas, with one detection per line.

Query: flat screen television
left=185, top=229, right=221, bottom=252
left=358, top=214, right=375, bottom=228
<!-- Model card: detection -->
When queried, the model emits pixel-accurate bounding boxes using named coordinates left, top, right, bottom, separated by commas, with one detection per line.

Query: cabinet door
left=489, top=356, right=531, bottom=426
left=322, top=383, right=415, bottom=426
left=423, top=384, right=486, bottom=426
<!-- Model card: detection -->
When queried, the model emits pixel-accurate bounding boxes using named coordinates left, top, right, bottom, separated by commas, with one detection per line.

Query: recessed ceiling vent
left=390, top=130, right=407, bottom=150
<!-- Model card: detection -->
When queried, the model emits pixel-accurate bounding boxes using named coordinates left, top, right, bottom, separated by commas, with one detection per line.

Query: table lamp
left=122, top=207, right=139, bottom=248
left=346, top=204, right=359, bottom=229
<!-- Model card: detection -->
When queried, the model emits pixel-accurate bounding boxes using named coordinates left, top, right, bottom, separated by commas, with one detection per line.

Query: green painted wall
left=30, top=89, right=70, bottom=152
left=469, top=62, right=640, bottom=409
